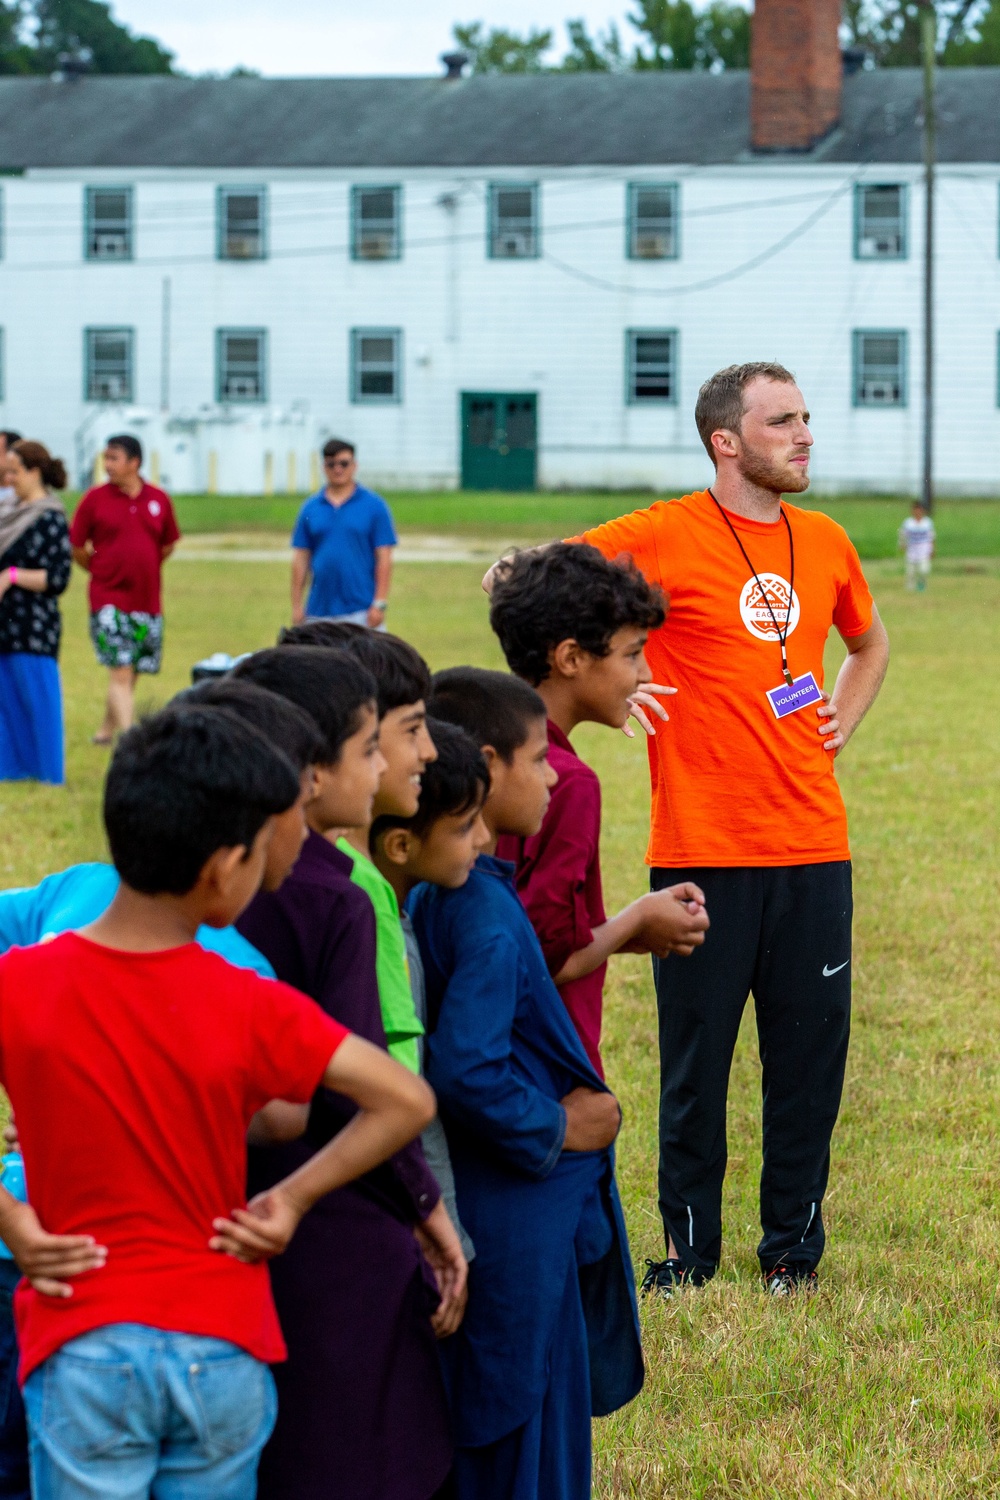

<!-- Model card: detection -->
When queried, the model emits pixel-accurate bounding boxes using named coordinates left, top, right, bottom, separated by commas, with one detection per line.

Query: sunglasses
left=324, top=457, right=353, bottom=470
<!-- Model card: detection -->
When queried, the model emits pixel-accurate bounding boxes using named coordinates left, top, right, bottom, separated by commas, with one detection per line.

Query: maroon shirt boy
left=496, top=720, right=607, bottom=1076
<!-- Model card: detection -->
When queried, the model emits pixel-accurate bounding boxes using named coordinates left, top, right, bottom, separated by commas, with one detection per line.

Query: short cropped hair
left=490, top=543, right=665, bottom=686
left=279, top=622, right=430, bottom=715
left=694, top=362, right=796, bottom=463
left=371, top=718, right=488, bottom=845
left=428, top=667, right=546, bottom=762
left=105, top=433, right=143, bottom=465
left=176, top=678, right=324, bottom=773
left=322, top=437, right=355, bottom=460
left=232, top=646, right=376, bottom=764
left=105, top=706, right=300, bottom=896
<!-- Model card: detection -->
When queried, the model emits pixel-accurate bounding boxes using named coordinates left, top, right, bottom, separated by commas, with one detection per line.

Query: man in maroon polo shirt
left=70, top=435, right=180, bottom=744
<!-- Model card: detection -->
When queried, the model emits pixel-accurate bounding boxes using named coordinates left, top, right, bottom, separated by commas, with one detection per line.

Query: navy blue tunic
left=411, top=855, right=644, bottom=1497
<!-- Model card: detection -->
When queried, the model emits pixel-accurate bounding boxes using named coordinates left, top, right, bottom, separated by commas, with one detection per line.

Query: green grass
left=3, top=554, right=1000, bottom=1496
left=83, top=490, right=1000, bottom=560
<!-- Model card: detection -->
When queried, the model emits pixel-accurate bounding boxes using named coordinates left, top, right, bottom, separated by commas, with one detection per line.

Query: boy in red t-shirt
left=69, top=433, right=181, bottom=745
left=490, top=543, right=710, bottom=1075
left=0, top=705, right=433, bottom=1500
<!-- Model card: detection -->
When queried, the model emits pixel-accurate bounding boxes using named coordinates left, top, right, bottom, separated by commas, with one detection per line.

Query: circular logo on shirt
left=147, top=499, right=161, bottom=516
left=739, top=573, right=800, bottom=642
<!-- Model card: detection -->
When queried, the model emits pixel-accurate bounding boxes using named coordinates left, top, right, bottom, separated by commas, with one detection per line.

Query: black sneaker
left=640, top=1257, right=706, bottom=1296
left=763, top=1264, right=818, bottom=1297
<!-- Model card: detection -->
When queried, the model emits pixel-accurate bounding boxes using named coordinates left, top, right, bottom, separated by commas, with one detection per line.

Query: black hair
left=232, top=646, right=377, bottom=764
left=279, top=622, right=430, bottom=716
left=0, top=431, right=22, bottom=448
left=427, top=667, right=546, bottom=762
left=106, top=433, right=142, bottom=464
left=370, top=718, right=488, bottom=845
left=11, top=440, right=68, bottom=491
left=104, top=705, right=300, bottom=896
left=490, top=543, right=666, bottom=686
left=175, top=678, right=323, bottom=774
left=322, top=437, right=355, bottom=459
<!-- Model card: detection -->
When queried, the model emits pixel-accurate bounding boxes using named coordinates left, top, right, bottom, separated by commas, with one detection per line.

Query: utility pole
left=920, top=1, right=936, bottom=511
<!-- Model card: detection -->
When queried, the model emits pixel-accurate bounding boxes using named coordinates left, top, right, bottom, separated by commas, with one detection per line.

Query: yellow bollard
left=309, top=451, right=320, bottom=491
left=150, top=450, right=160, bottom=486
left=287, top=451, right=296, bottom=495
left=207, top=450, right=218, bottom=495
left=263, top=451, right=274, bottom=496
left=92, top=450, right=105, bottom=484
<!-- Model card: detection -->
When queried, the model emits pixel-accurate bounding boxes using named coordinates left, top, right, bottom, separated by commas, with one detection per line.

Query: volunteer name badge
left=766, top=671, right=824, bottom=720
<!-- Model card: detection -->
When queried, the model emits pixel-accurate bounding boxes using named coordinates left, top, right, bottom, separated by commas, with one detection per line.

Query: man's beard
left=737, top=447, right=810, bottom=495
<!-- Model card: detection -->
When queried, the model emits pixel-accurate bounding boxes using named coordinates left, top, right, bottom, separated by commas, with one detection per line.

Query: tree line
left=454, top=0, right=1000, bottom=72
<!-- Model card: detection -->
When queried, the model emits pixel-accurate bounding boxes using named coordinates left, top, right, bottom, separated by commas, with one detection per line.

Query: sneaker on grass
left=763, top=1264, right=819, bottom=1296
left=640, top=1258, right=710, bottom=1296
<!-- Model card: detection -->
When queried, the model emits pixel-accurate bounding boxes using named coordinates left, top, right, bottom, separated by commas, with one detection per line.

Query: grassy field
left=2, top=552, right=1000, bottom=1496
left=134, top=491, right=1000, bottom=560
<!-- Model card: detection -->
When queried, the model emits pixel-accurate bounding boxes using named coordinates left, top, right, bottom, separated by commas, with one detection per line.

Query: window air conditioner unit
left=863, top=380, right=896, bottom=403
left=635, top=231, right=670, bottom=259
left=92, top=233, right=128, bottom=259
left=860, top=234, right=900, bottom=257
left=358, top=231, right=395, bottom=260
left=498, top=231, right=532, bottom=257
left=225, top=235, right=261, bottom=259
left=95, top=377, right=127, bottom=400
left=225, top=376, right=259, bottom=400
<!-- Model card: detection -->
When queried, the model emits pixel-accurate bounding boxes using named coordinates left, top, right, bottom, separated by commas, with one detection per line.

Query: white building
left=0, top=11, right=997, bottom=495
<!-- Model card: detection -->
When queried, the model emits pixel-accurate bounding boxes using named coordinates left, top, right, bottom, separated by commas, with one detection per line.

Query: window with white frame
left=216, top=329, right=267, bottom=403
left=351, top=328, right=402, bottom=403
left=488, top=184, right=539, bottom=259
left=351, top=186, right=402, bottom=260
left=853, top=330, right=907, bottom=407
left=855, top=184, right=907, bottom=259
left=85, top=187, right=133, bottom=261
left=84, top=328, right=134, bottom=402
left=626, top=330, right=678, bottom=404
left=627, top=183, right=679, bottom=260
left=217, top=187, right=266, bottom=260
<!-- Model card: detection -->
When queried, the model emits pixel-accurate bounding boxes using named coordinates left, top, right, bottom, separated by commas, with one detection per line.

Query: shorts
left=89, top=607, right=164, bottom=674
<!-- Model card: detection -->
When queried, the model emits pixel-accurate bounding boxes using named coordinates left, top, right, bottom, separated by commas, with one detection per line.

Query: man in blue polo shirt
left=290, top=438, right=398, bottom=628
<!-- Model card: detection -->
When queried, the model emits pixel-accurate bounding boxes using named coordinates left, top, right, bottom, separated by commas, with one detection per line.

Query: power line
left=541, top=170, right=860, bottom=296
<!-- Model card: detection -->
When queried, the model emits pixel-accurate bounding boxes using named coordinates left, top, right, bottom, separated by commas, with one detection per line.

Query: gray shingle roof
left=0, top=68, right=997, bottom=170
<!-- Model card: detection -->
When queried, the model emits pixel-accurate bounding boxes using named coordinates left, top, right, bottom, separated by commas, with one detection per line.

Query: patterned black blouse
left=0, top=509, right=72, bottom=658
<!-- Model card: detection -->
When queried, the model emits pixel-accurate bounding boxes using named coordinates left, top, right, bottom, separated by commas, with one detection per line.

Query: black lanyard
left=708, top=489, right=796, bottom=686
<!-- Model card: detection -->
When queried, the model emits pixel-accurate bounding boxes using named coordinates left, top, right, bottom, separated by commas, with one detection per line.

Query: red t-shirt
left=0, top=933, right=347, bottom=1383
left=496, top=722, right=608, bottom=1077
left=70, top=482, right=181, bottom=614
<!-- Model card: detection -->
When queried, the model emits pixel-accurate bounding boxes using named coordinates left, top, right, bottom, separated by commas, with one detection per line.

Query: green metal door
left=460, top=392, right=537, bottom=491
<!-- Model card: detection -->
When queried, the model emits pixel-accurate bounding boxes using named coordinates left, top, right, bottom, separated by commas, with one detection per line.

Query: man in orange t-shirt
left=570, top=363, right=889, bottom=1295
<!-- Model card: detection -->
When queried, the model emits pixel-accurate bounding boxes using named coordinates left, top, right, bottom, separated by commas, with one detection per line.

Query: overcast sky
left=110, top=0, right=639, bottom=77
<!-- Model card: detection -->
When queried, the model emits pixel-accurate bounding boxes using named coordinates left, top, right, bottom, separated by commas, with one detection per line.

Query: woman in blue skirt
left=0, top=441, right=71, bottom=784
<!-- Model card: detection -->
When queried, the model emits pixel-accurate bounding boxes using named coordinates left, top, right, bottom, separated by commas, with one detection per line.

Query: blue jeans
left=23, top=1324, right=277, bottom=1500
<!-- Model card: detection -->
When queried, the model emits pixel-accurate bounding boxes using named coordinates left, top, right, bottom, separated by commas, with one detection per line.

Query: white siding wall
left=0, top=162, right=996, bottom=493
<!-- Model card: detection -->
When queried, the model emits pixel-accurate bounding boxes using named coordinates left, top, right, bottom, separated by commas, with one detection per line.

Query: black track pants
left=650, top=862, right=852, bottom=1277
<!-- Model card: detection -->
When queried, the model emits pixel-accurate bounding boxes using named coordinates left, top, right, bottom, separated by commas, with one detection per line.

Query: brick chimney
left=750, top=0, right=843, bottom=152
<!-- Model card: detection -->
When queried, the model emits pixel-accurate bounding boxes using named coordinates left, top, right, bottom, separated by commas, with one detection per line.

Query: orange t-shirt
left=575, top=490, right=874, bottom=869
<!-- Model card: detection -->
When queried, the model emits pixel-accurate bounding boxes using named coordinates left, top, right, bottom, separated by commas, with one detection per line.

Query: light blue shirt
left=0, top=863, right=275, bottom=978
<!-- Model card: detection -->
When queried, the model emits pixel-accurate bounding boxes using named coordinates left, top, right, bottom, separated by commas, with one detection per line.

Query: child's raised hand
left=622, top=684, right=676, bottom=739
left=631, top=884, right=709, bottom=958
left=0, top=1201, right=107, bottom=1298
left=209, top=1185, right=307, bottom=1264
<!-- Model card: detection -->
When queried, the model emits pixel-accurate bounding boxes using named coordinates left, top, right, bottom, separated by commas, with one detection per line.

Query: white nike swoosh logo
left=822, top=961, right=850, bottom=977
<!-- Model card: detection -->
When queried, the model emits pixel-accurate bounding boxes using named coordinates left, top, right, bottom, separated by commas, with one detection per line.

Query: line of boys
left=0, top=542, right=709, bottom=1500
